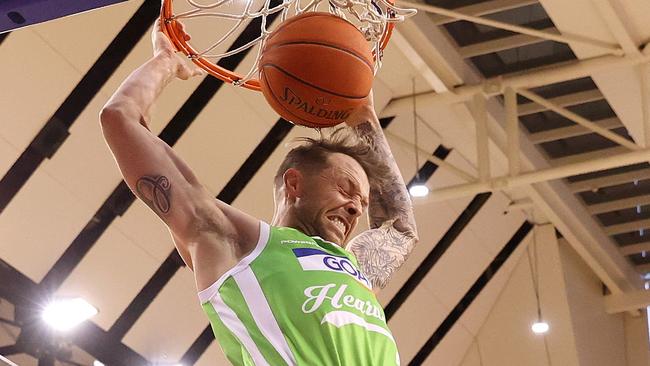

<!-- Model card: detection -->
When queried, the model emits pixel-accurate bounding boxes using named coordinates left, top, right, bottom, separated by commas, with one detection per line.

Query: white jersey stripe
left=198, top=221, right=270, bottom=304
left=234, top=267, right=297, bottom=366
left=210, top=293, right=270, bottom=366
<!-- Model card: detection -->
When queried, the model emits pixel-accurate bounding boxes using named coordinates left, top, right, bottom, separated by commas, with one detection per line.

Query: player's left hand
left=152, top=19, right=204, bottom=80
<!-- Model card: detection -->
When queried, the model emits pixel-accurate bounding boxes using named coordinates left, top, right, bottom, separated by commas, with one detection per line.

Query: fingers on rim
left=171, top=20, right=191, bottom=41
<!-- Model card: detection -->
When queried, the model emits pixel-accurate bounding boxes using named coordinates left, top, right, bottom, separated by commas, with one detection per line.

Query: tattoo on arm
left=135, top=175, right=171, bottom=215
left=349, top=223, right=417, bottom=289
left=348, top=120, right=419, bottom=289
left=353, top=121, right=416, bottom=231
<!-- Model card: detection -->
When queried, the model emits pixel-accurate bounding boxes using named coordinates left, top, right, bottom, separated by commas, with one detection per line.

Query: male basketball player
left=100, top=21, right=418, bottom=365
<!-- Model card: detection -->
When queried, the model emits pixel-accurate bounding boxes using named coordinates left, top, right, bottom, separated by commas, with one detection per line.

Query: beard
left=293, top=205, right=344, bottom=245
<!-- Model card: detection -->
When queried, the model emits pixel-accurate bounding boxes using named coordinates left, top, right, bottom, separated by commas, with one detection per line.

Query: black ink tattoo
left=348, top=120, right=419, bottom=289
left=136, top=175, right=171, bottom=215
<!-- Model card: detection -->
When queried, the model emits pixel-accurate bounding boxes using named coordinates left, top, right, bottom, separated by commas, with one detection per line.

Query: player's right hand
left=151, top=19, right=204, bottom=80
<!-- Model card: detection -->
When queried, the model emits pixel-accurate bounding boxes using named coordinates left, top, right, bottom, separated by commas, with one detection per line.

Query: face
left=291, top=153, right=370, bottom=245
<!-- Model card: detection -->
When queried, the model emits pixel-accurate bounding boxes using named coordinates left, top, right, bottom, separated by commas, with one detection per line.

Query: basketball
left=258, top=12, right=374, bottom=128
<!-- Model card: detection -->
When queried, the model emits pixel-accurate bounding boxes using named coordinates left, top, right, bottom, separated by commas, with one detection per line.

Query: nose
left=344, top=200, right=362, bottom=218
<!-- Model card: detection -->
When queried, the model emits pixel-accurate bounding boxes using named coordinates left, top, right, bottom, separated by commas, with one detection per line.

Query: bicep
left=100, top=107, right=261, bottom=288
left=348, top=223, right=417, bottom=290
left=100, top=107, right=207, bottom=236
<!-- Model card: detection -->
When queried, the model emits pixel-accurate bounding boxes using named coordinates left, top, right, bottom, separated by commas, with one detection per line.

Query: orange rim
left=161, top=0, right=395, bottom=92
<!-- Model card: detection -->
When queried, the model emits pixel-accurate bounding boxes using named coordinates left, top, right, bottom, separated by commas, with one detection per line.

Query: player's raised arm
left=345, top=93, right=419, bottom=290
left=99, top=21, right=258, bottom=282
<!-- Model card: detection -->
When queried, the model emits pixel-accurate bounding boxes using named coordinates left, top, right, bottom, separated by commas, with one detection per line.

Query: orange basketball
left=258, top=12, right=374, bottom=128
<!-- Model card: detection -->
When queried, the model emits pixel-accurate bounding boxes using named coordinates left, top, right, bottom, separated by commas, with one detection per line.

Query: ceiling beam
left=387, top=6, right=644, bottom=315
left=569, top=169, right=650, bottom=193
left=550, top=146, right=630, bottom=167
left=620, top=242, right=650, bottom=256
left=605, top=289, right=650, bottom=314
left=384, top=43, right=650, bottom=114
left=605, top=218, right=650, bottom=236
left=529, top=117, right=622, bottom=144
left=390, top=29, right=449, bottom=92
left=421, top=148, right=650, bottom=202
left=519, top=89, right=604, bottom=116
left=400, top=0, right=623, bottom=55
left=534, top=224, right=582, bottom=364
left=396, top=15, right=466, bottom=89
left=591, top=0, right=640, bottom=55
left=540, top=0, right=650, bottom=151
left=385, top=130, right=475, bottom=182
left=518, top=89, right=640, bottom=150
left=459, top=27, right=557, bottom=58
left=430, top=0, right=538, bottom=25
left=588, top=195, right=650, bottom=215
left=636, top=263, right=650, bottom=274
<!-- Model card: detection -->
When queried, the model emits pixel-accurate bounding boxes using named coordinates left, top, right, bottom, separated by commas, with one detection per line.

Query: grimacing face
left=293, top=153, right=370, bottom=246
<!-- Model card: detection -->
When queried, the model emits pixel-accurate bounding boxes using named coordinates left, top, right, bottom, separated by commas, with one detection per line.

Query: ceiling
left=0, top=0, right=649, bottom=365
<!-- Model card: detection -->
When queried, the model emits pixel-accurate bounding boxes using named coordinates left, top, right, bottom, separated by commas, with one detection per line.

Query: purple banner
left=1, top=0, right=127, bottom=33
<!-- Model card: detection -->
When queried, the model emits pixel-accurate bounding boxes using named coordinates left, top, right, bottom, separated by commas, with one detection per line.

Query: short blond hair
left=274, top=128, right=388, bottom=192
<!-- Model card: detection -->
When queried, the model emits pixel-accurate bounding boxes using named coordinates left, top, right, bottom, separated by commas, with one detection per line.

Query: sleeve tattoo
left=348, top=121, right=419, bottom=289
left=135, top=175, right=172, bottom=215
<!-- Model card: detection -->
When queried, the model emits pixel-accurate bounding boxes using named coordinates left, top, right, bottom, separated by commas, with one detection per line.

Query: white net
left=164, top=0, right=416, bottom=86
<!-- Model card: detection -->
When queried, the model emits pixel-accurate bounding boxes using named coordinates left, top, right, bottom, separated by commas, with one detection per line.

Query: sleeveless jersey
left=198, top=221, right=400, bottom=366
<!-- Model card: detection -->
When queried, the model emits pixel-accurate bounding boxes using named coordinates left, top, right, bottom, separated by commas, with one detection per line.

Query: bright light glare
left=409, top=184, right=429, bottom=198
left=531, top=321, right=549, bottom=334
left=93, top=361, right=105, bottom=366
left=42, top=298, right=98, bottom=331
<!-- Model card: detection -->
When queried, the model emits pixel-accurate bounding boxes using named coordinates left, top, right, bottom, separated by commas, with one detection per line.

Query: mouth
left=327, top=215, right=349, bottom=239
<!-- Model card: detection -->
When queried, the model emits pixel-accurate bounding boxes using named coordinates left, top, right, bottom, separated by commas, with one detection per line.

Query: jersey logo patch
left=280, top=239, right=318, bottom=246
left=292, top=248, right=372, bottom=290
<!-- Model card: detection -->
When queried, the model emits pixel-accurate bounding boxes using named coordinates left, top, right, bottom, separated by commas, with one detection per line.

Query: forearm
left=347, top=107, right=419, bottom=289
left=102, top=51, right=177, bottom=127
left=351, top=107, right=417, bottom=236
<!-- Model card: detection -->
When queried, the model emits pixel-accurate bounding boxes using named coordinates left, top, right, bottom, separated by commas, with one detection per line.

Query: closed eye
left=340, top=186, right=368, bottom=210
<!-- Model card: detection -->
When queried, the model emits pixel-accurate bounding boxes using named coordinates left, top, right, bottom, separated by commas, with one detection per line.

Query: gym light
left=93, top=361, right=105, bottom=366
left=531, top=321, right=549, bottom=334
left=409, top=184, right=429, bottom=198
left=42, top=298, right=98, bottom=331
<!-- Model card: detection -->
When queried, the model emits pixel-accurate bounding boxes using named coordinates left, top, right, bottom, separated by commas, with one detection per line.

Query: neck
left=272, top=205, right=316, bottom=237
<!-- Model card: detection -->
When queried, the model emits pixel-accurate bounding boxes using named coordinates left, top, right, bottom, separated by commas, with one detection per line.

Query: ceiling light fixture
left=42, top=298, right=98, bottom=331
left=531, top=321, right=549, bottom=334
left=409, top=184, right=430, bottom=197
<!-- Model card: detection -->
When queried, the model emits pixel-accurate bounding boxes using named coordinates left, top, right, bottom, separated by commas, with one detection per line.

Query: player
left=99, top=20, right=419, bottom=365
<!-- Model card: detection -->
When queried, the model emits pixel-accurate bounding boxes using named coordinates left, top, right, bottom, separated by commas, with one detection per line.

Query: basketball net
left=161, top=0, right=416, bottom=90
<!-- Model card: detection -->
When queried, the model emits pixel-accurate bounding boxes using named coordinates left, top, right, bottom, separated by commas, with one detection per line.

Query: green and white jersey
left=198, top=221, right=399, bottom=366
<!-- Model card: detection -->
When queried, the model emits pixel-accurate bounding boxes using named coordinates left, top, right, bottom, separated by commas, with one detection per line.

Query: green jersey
left=198, top=221, right=399, bottom=365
